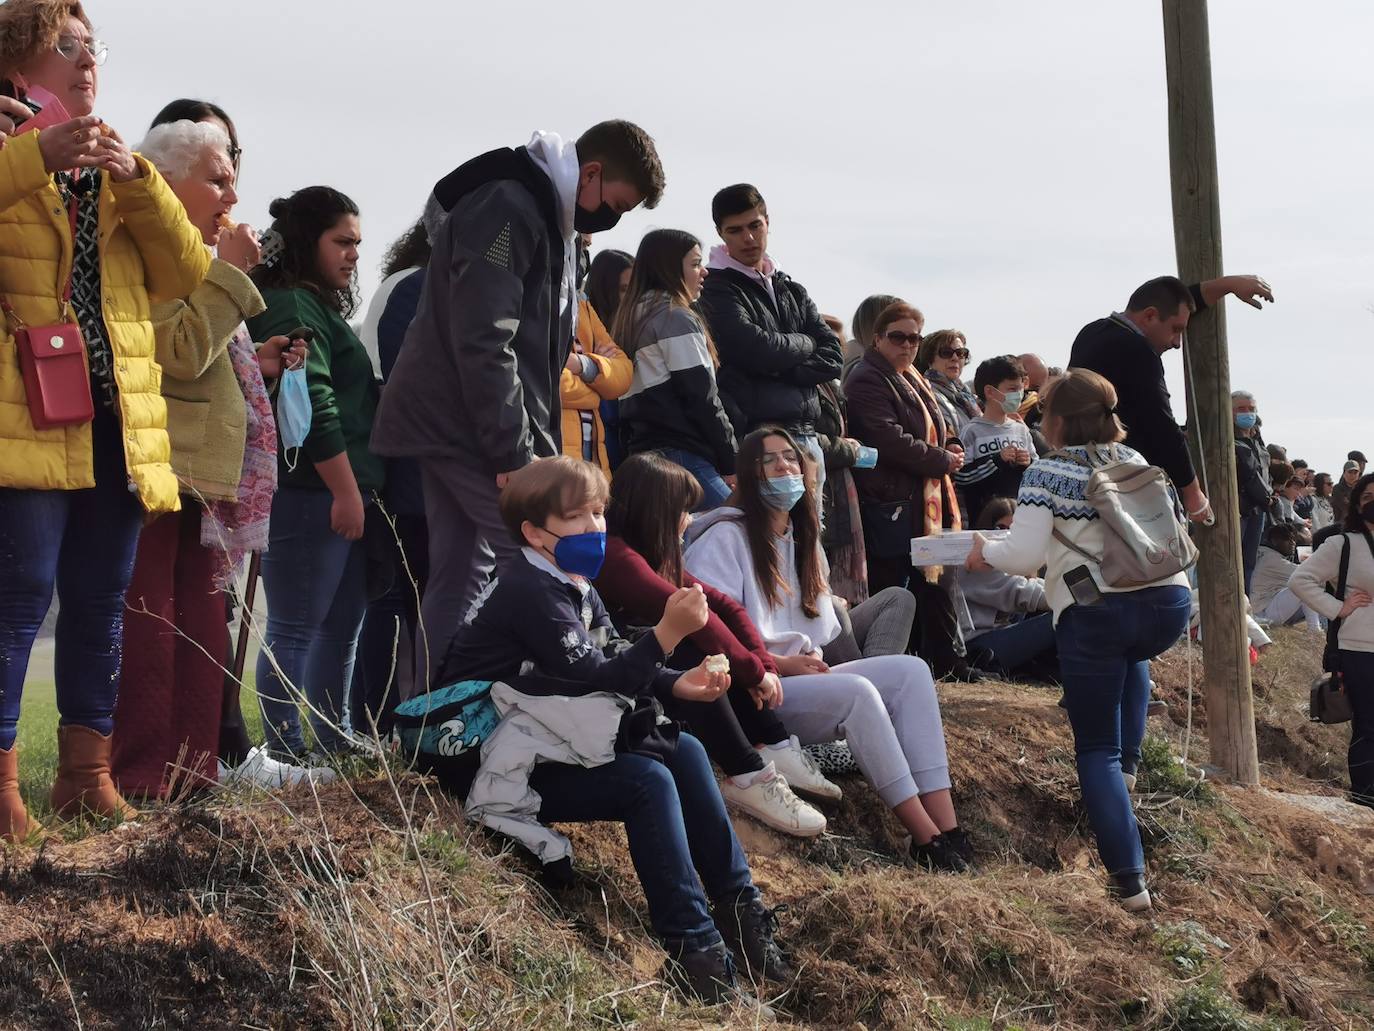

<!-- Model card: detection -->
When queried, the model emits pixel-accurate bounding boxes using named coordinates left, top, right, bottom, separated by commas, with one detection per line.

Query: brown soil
left=3, top=628, right=1372, bottom=1029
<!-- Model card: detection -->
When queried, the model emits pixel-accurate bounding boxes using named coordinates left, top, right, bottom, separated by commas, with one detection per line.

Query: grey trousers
left=823, top=586, right=917, bottom=665
left=777, top=654, right=950, bottom=807
left=417, top=458, right=520, bottom=686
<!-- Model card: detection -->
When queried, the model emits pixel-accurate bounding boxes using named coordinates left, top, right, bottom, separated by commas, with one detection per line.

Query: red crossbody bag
left=2, top=195, right=94, bottom=430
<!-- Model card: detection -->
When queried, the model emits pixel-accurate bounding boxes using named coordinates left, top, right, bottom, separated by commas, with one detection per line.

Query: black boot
left=665, top=941, right=775, bottom=1018
left=716, top=892, right=795, bottom=984
left=942, top=826, right=976, bottom=868
left=909, top=833, right=970, bottom=873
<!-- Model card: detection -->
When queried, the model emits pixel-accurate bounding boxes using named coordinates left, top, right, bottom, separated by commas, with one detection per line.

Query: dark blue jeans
left=530, top=732, right=757, bottom=951
left=256, top=487, right=367, bottom=756
left=0, top=409, right=143, bottom=748
left=970, top=612, right=1057, bottom=675
left=1339, top=650, right=1374, bottom=803
left=1055, top=585, right=1191, bottom=876
left=659, top=448, right=731, bottom=512
left=1240, top=510, right=1266, bottom=597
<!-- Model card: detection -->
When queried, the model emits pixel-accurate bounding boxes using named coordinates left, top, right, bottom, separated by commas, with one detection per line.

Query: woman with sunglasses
left=846, top=303, right=977, bottom=682
left=0, top=0, right=213, bottom=839
left=685, top=427, right=973, bottom=871
left=917, top=330, right=979, bottom=439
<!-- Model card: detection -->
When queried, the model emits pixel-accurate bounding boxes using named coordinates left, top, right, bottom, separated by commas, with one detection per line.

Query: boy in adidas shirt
left=955, top=355, right=1038, bottom=523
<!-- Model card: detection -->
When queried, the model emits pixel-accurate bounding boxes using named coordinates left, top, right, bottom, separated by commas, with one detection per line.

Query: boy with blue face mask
left=954, top=355, right=1038, bottom=525
left=437, top=456, right=792, bottom=1010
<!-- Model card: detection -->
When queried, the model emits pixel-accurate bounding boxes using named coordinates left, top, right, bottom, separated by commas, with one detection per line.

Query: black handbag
left=1310, top=533, right=1356, bottom=725
left=861, top=499, right=914, bottom=560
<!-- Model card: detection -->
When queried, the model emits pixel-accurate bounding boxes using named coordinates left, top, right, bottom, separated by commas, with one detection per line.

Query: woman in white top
left=1288, top=473, right=1374, bottom=808
left=966, top=370, right=1191, bottom=912
left=685, top=427, right=971, bottom=872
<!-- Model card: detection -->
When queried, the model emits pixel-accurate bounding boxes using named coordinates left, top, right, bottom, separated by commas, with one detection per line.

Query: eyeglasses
left=55, top=34, right=108, bottom=66
left=227, top=143, right=242, bottom=177
left=884, top=330, right=923, bottom=347
left=760, top=449, right=800, bottom=470
left=937, top=347, right=971, bottom=361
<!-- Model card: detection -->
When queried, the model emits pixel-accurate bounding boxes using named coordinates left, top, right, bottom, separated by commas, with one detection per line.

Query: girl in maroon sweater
left=598, top=454, right=840, bottom=836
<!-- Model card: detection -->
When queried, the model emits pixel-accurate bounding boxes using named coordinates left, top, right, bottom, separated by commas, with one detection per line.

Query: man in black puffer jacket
left=699, top=184, right=843, bottom=496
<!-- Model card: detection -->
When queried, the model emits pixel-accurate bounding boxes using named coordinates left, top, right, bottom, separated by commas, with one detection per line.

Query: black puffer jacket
left=1235, top=433, right=1271, bottom=515
left=698, top=267, right=843, bottom=438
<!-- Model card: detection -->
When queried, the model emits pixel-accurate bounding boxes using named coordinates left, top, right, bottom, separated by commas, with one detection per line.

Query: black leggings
left=662, top=685, right=789, bottom=777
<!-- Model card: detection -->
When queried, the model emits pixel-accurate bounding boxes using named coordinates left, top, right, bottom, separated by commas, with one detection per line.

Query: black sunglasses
left=937, top=346, right=971, bottom=361
left=885, top=330, right=923, bottom=347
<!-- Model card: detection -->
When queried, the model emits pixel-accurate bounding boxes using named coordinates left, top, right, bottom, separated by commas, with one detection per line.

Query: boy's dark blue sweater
left=438, top=549, right=682, bottom=703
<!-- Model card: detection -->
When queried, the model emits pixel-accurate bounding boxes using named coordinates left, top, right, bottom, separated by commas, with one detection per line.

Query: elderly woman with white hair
left=1232, top=389, right=1271, bottom=595
left=110, top=117, right=315, bottom=798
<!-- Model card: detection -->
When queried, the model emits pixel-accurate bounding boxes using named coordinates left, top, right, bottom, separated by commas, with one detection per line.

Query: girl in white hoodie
left=684, top=427, right=971, bottom=872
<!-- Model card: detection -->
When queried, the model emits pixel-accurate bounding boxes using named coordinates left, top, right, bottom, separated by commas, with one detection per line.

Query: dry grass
left=2, top=627, right=1372, bottom=1029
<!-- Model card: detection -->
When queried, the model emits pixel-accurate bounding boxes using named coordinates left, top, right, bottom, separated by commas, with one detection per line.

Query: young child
left=438, top=457, right=790, bottom=1006
left=955, top=355, right=1038, bottom=523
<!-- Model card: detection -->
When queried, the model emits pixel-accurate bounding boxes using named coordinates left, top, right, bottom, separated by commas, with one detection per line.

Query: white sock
left=730, top=766, right=771, bottom=788
left=761, top=740, right=792, bottom=753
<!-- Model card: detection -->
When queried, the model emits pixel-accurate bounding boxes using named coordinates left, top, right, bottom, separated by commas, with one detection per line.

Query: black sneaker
left=942, top=826, right=976, bottom=868
left=1108, top=872, right=1152, bottom=913
left=717, top=893, right=795, bottom=985
left=664, top=941, right=775, bottom=1018
left=936, top=663, right=983, bottom=684
left=909, top=833, right=970, bottom=873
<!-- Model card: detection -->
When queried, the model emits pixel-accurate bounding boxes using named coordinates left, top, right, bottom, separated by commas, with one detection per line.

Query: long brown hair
left=613, top=229, right=716, bottom=364
left=731, top=427, right=826, bottom=617
left=607, top=453, right=702, bottom=586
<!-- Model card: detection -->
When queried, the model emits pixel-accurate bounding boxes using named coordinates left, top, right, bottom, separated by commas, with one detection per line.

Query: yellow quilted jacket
left=559, top=299, right=632, bottom=473
left=0, top=131, right=210, bottom=514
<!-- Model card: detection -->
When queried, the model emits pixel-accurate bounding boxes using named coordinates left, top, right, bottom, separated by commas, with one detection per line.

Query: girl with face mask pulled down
left=684, top=428, right=973, bottom=873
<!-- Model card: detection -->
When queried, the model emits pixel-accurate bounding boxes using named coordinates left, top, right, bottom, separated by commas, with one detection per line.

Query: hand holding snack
left=218, top=220, right=261, bottom=272
left=672, top=658, right=730, bottom=703
left=92, top=123, right=140, bottom=182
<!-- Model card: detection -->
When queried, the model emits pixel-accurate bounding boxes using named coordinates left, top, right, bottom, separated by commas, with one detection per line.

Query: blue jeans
left=0, top=409, right=143, bottom=748
left=1240, top=510, right=1266, bottom=597
left=970, top=612, right=1057, bottom=676
left=256, top=487, right=367, bottom=756
left=659, top=448, right=731, bottom=512
left=530, top=733, right=756, bottom=951
left=1055, top=584, right=1191, bottom=876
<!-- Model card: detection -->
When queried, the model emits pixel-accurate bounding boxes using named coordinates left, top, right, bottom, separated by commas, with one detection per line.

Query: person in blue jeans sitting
left=967, top=370, right=1190, bottom=913
left=438, top=457, right=789, bottom=1011
left=957, top=498, right=1058, bottom=682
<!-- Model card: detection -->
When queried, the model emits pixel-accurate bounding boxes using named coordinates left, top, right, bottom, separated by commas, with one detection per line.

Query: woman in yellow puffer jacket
left=0, top=0, right=210, bottom=843
left=560, top=295, right=632, bottom=474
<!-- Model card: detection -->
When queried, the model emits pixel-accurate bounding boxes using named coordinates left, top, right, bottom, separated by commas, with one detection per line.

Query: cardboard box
left=911, top=529, right=1009, bottom=567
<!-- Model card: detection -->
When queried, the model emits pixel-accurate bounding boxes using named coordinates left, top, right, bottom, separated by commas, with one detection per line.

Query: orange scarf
left=896, top=368, right=962, bottom=581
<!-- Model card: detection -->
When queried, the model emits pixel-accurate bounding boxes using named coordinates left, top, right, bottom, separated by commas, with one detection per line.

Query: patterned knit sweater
left=980, top=444, right=1189, bottom=622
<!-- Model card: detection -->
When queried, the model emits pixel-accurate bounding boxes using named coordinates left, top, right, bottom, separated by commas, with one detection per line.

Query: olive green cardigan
left=152, top=258, right=266, bottom=501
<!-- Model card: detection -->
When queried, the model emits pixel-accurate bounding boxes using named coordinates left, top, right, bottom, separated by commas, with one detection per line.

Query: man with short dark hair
left=1068, top=273, right=1273, bottom=523
left=373, top=121, right=665, bottom=679
left=698, top=183, right=843, bottom=497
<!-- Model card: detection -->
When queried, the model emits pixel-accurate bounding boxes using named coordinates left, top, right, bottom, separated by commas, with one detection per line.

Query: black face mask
left=574, top=175, right=621, bottom=234
left=1361, top=501, right=1374, bottom=525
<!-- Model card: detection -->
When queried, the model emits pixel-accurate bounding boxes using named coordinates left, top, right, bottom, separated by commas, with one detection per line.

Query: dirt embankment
left=2, top=628, right=1372, bottom=1030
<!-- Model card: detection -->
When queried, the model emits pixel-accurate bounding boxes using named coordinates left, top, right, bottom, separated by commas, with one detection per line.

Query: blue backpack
left=390, top=680, right=501, bottom=791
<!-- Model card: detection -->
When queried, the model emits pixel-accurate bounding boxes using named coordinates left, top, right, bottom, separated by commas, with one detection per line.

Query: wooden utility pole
left=1162, top=0, right=1260, bottom=785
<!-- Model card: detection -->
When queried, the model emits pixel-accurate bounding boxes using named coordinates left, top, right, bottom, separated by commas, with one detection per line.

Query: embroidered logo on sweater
left=560, top=627, right=592, bottom=661
left=485, top=223, right=513, bottom=269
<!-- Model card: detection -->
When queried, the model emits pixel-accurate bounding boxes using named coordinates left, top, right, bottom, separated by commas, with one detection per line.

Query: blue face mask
left=997, top=388, right=1025, bottom=415
left=276, top=366, right=313, bottom=470
left=545, top=530, right=607, bottom=578
left=1235, top=412, right=1258, bottom=431
left=761, top=473, right=806, bottom=512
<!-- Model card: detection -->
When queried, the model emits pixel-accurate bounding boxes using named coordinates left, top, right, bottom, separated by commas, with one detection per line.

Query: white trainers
left=720, top=763, right=827, bottom=838
left=762, top=736, right=842, bottom=801
left=1123, top=771, right=1138, bottom=793
left=220, top=746, right=337, bottom=790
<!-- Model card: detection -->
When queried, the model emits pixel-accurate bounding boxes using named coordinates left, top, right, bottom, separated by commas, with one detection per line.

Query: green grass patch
left=1139, top=735, right=1212, bottom=801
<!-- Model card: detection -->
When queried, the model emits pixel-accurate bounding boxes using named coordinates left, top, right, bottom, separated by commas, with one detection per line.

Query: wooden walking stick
left=232, top=551, right=262, bottom=684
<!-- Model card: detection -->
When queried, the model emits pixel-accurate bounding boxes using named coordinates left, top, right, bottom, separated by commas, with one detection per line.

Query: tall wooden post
left=1162, top=0, right=1260, bottom=785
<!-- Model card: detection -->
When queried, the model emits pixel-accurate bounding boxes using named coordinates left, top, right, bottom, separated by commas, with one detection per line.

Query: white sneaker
left=222, top=746, right=337, bottom=790
left=720, top=763, right=827, bottom=838
left=1123, top=772, right=1138, bottom=793
left=762, top=736, right=842, bottom=801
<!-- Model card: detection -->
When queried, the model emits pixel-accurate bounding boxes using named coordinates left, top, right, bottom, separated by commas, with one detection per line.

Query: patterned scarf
left=893, top=366, right=963, bottom=582
left=201, top=324, right=277, bottom=589
left=925, top=368, right=981, bottom=423
left=56, top=169, right=116, bottom=409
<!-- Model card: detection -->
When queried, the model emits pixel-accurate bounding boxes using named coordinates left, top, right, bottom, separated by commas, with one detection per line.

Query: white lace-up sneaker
left=221, top=746, right=337, bottom=790
left=762, top=736, right=843, bottom=801
left=720, top=763, right=827, bottom=838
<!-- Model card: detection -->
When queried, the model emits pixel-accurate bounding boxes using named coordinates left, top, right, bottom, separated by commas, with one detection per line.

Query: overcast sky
left=94, top=0, right=1371, bottom=476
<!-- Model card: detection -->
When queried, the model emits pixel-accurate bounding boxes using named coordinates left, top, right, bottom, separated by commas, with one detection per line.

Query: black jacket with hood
left=371, top=148, right=571, bottom=474
left=698, top=266, right=843, bottom=439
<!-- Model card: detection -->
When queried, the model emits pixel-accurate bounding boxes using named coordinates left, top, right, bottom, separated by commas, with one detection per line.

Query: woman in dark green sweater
left=248, top=187, right=382, bottom=759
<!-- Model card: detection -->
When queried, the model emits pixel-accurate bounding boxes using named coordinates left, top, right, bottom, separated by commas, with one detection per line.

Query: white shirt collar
left=522, top=546, right=590, bottom=595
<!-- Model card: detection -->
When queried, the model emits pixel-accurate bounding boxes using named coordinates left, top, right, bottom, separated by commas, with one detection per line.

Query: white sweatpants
left=778, top=654, right=950, bottom=807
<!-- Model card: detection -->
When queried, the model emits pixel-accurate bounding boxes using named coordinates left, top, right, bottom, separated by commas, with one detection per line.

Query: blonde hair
left=0, top=0, right=90, bottom=73
left=499, top=457, right=609, bottom=545
left=1041, top=369, right=1126, bottom=447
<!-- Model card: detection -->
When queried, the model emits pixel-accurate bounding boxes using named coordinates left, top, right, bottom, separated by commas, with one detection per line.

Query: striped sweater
left=955, top=415, right=1037, bottom=522
left=980, top=444, right=1189, bottom=622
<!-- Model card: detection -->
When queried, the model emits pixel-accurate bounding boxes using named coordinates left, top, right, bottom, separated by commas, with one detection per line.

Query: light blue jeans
left=659, top=448, right=732, bottom=511
left=256, top=487, right=367, bottom=757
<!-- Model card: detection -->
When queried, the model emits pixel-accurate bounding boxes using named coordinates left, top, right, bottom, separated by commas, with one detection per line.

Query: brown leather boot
left=1, top=744, right=42, bottom=842
left=50, top=725, right=139, bottom=823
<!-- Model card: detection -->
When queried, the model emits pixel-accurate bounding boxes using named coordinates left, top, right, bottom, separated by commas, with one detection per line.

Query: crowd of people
left=0, top=0, right=1369, bottom=1012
